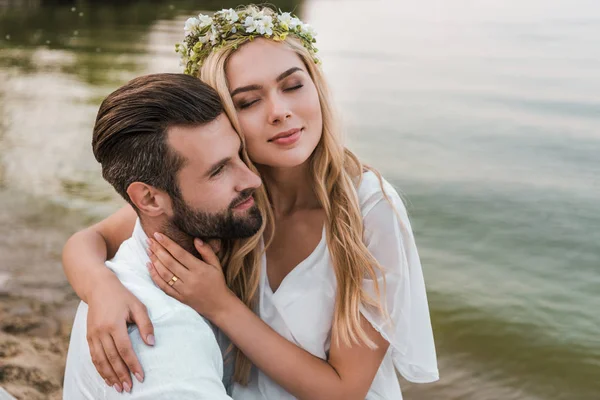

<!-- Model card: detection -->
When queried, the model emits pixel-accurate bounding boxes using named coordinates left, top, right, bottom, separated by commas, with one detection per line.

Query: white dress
left=232, top=171, right=439, bottom=399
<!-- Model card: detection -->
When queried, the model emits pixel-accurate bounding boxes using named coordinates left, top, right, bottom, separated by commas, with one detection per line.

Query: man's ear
left=126, top=182, right=171, bottom=217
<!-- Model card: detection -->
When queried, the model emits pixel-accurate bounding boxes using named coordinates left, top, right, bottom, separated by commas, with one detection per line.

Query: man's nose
left=235, top=164, right=262, bottom=192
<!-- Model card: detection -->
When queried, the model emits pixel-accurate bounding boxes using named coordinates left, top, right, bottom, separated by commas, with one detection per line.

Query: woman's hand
left=86, top=273, right=155, bottom=393
left=146, top=233, right=234, bottom=321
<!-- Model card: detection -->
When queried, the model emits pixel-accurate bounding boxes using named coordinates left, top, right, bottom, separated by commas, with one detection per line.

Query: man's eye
left=211, top=165, right=225, bottom=177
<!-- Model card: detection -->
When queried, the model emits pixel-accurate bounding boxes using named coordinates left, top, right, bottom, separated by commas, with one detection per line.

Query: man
left=63, top=73, right=262, bottom=399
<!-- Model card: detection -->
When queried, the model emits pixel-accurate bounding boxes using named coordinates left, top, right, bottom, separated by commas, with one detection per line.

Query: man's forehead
left=166, top=119, right=240, bottom=165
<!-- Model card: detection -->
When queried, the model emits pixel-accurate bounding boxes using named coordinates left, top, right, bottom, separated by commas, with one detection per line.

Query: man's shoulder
left=66, top=301, right=227, bottom=399
left=104, top=239, right=206, bottom=326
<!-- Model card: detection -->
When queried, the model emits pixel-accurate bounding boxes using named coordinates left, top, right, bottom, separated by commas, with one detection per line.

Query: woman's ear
left=126, top=182, right=172, bottom=217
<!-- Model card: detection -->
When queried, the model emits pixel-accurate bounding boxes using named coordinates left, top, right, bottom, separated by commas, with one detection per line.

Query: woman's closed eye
left=284, top=84, right=303, bottom=92
left=237, top=84, right=304, bottom=110
left=239, top=99, right=259, bottom=110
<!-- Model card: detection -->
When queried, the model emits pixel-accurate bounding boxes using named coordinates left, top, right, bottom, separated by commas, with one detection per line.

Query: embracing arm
left=62, top=204, right=154, bottom=393
left=216, top=294, right=388, bottom=400
left=62, top=204, right=136, bottom=302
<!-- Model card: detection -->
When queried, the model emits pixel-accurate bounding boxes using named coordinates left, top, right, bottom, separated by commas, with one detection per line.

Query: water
left=1, top=0, right=599, bottom=399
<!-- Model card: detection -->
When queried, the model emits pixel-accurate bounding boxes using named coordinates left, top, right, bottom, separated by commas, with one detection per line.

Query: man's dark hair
left=92, top=73, right=223, bottom=208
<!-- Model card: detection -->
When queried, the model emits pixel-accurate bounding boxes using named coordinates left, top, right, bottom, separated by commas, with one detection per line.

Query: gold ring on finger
left=167, top=275, right=179, bottom=286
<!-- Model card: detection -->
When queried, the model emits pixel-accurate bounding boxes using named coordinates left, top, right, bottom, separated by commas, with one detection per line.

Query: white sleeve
left=360, top=191, right=439, bottom=383
left=122, top=308, right=233, bottom=399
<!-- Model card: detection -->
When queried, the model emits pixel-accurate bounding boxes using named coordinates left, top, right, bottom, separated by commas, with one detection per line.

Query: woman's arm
left=147, top=236, right=389, bottom=400
left=62, top=204, right=153, bottom=394
left=216, top=293, right=388, bottom=400
left=62, top=205, right=136, bottom=302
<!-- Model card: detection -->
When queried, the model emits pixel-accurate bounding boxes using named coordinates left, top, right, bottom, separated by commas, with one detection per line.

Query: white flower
left=278, top=13, right=301, bottom=31
left=231, top=26, right=237, bottom=34
left=184, top=17, right=200, bottom=35
left=245, top=15, right=274, bottom=35
left=278, top=12, right=292, bottom=29
left=300, top=23, right=317, bottom=37
left=257, top=15, right=274, bottom=35
left=289, top=17, right=302, bottom=30
left=222, top=8, right=239, bottom=23
left=249, top=8, right=266, bottom=19
left=244, top=16, right=256, bottom=33
left=197, top=14, right=213, bottom=28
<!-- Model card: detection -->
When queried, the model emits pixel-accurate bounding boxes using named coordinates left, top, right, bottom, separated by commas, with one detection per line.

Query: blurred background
left=0, top=0, right=599, bottom=399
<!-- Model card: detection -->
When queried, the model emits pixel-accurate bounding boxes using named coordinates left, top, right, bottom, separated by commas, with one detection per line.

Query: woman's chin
left=253, top=148, right=314, bottom=169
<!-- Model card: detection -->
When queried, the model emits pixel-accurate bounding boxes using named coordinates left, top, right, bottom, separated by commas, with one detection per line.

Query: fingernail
left=104, top=379, right=111, bottom=387
left=113, top=384, right=122, bottom=393
left=145, top=238, right=151, bottom=246
left=195, top=238, right=203, bottom=246
left=123, top=381, right=131, bottom=393
left=146, top=262, right=152, bottom=271
left=135, top=372, right=144, bottom=383
left=154, top=232, right=162, bottom=241
left=146, top=247, right=153, bottom=256
left=147, top=334, right=155, bottom=346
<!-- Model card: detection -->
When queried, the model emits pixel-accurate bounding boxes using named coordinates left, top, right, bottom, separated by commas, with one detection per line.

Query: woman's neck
left=258, top=162, right=320, bottom=216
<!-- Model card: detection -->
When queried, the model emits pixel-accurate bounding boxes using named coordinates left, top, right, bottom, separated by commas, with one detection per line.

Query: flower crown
left=176, top=7, right=319, bottom=76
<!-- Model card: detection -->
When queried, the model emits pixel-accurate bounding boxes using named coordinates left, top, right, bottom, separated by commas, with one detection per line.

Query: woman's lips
left=270, top=128, right=303, bottom=145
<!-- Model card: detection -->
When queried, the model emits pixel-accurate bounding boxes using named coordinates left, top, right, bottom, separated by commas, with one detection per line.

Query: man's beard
left=166, top=188, right=262, bottom=245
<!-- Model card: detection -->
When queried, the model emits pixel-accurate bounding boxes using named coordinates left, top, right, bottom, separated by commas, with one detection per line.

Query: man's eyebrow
left=230, top=67, right=303, bottom=97
left=205, top=140, right=244, bottom=178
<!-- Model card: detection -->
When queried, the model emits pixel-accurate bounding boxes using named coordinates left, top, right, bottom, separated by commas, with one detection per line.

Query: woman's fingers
left=99, top=333, right=133, bottom=393
left=147, top=239, right=190, bottom=281
left=88, top=336, right=122, bottom=393
left=130, top=301, right=155, bottom=348
left=111, top=316, right=145, bottom=384
left=152, top=233, right=197, bottom=269
left=148, top=249, right=184, bottom=287
left=147, top=261, right=183, bottom=302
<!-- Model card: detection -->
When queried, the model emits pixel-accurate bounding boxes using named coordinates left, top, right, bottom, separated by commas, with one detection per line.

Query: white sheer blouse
left=232, top=171, right=439, bottom=399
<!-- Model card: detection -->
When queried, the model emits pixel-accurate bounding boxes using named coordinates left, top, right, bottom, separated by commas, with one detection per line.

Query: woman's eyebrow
left=230, top=67, right=303, bottom=97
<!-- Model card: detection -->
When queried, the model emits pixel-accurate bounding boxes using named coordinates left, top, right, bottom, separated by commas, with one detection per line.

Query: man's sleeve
left=121, top=306, right=233, bottom=400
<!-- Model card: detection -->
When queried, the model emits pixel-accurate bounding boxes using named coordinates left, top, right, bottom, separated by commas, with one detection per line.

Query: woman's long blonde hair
left=197, top=5, right=391, bottom=384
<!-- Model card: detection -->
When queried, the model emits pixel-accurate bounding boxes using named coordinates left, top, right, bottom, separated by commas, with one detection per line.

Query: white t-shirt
left=63, top=219, right=232, bottom=400
left=232, top=171, right=439, bottom=399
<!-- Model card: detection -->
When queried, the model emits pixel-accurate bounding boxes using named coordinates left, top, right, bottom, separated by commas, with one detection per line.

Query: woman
left=62, top=5, right=438, bottom=399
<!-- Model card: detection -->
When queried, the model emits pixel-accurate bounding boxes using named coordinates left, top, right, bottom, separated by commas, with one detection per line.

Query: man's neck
left=139, top=217, right=199, bottom=258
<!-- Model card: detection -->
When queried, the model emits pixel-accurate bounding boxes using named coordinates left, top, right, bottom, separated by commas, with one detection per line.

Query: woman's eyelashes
left=237, top=83, right=304, bottom=110
left=284, top=84, right=304, bottom=92
left=239, top=99, right=259, bottom=110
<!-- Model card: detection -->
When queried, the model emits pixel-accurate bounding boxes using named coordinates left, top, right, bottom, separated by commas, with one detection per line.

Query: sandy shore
left=0, top=294, right=77, bottom=400
left=0, top=191, right=87, bottom=400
